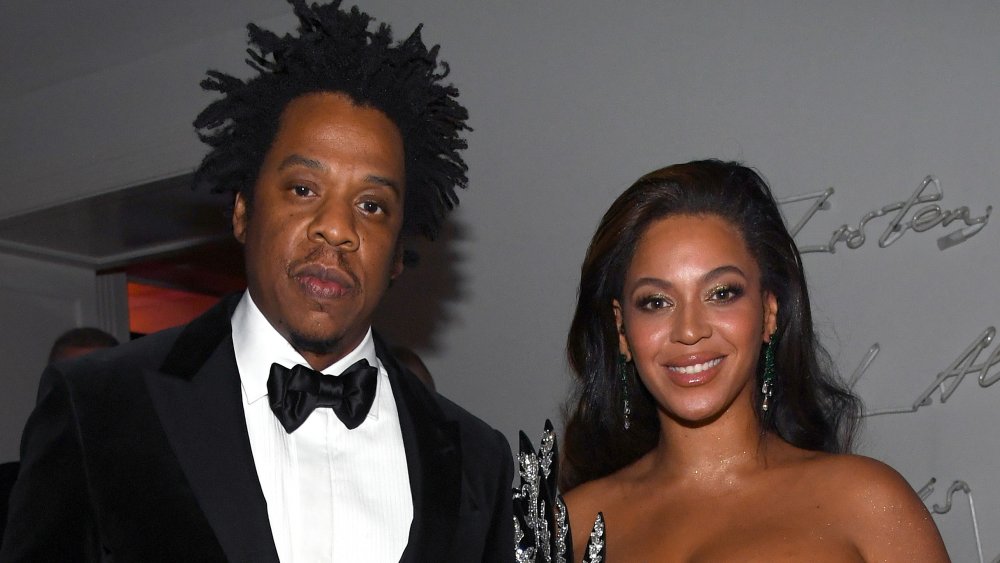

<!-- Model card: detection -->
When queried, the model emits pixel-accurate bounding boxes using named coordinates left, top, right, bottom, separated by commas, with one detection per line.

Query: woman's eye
left=709, top=284, right=743, bottom=302
left=637, top=295, right=670, bottom=310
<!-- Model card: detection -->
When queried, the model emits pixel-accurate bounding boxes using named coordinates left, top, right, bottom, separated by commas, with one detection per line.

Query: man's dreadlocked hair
left=192, top=0, right=469, bottom=239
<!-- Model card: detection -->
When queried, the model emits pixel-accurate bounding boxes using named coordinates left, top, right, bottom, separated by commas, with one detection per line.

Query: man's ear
left=390, top=243, right=405, bottom=280
left=232, top=192, right=248, bottom=244
left=763, top=291, right=779, bottom=342
left=612, top=299, right=631, bottom=361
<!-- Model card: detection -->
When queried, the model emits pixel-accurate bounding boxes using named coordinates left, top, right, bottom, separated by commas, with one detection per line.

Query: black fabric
left=0, top=462, right=19, bottom=550
left=267, top=360, right=377, bottom=433
left=0, top=294, right=516, bottom=562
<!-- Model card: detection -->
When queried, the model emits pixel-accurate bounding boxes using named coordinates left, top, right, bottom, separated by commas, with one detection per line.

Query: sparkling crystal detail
left=514, top=519, right=536, bottom=563
left=761, top=379, right=773, bottom=412
left=513, top=420, right=607, bottom=562
left=553, top=497, right=569, bottom=563
left=583, top=513, right=606, bottom=563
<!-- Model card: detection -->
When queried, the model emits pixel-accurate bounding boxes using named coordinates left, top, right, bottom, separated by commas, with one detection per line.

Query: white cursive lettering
left=779, top=176, right=992, bottom=253
left=852, top=328, right=1000, bottom=417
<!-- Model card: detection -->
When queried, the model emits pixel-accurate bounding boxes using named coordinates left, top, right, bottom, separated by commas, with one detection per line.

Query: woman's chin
left=662, top=401, right=727, bottom=426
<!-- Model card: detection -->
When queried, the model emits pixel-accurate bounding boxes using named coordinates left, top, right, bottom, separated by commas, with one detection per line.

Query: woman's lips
left=665, top=356, right=724, bottom=386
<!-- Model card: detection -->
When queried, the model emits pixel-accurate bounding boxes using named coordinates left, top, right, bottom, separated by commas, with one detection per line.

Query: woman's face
left=614, top=213, right=778, bottom=424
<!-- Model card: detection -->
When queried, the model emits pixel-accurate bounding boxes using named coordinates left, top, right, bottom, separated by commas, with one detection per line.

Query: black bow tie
left=267, top=359, right=378, bottom=433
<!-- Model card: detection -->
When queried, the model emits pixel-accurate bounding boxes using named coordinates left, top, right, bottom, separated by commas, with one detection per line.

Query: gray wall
left=1, top=2, right=997, bottom=559
left=0, top=254, right=100, bottom=458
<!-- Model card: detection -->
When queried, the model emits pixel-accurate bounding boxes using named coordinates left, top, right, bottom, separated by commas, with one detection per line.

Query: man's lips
left=292, top=263, right=357, bottom=298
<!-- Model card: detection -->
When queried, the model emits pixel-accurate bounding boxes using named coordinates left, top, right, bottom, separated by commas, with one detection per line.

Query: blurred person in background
left=48, top=327, right=119, bottom=363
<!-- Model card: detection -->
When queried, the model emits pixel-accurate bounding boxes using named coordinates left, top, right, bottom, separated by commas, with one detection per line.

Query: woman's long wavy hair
left=562, top=160, right=860, bottom=491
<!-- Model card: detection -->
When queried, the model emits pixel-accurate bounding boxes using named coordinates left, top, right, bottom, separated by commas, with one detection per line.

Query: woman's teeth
left=669, top=358, right=721, bottom=375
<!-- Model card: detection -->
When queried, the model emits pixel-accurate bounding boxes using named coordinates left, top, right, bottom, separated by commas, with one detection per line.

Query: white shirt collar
left=231, top=290, right=381, bottom=419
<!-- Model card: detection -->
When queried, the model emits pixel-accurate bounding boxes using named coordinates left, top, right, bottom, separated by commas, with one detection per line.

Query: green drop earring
left=617, top=353, right=632, bottom=430
left=761, top=334, right=776, bottom=412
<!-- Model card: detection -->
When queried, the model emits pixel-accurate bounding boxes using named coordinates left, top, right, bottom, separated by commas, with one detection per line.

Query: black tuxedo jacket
left=0, top=295, right=514, bottom=562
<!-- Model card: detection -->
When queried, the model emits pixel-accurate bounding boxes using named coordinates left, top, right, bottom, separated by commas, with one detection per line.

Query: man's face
left=233, top=92, right=406, bottom=370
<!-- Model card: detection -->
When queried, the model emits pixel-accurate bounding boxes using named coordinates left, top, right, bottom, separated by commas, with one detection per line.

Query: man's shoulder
left=52, top=325, right=188, bottom=387
left=433, top=391, right=496, bottom=431
left=428, top=390, right=511, bottom=459
left=56, top=293, right=240, bottom=383
left=33, top=325, right=192, bottom=419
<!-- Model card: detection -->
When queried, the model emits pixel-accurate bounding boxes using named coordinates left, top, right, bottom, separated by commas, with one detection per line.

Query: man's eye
left=360, top=201, right=384, bottom=214
left=292, top=185, right=313, bottom=197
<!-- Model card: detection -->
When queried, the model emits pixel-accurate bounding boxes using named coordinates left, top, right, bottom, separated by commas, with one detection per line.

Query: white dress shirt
left=232, top=291, right=413, bottom=562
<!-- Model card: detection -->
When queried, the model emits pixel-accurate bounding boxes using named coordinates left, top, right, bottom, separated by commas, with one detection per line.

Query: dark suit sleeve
left=0, top=366, right=100, bottom=562
left=482, top=429, right=515, bottom=563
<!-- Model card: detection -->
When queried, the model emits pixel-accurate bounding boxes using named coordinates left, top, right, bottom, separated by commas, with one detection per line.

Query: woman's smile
left=667, top=356, right=723, bottom=378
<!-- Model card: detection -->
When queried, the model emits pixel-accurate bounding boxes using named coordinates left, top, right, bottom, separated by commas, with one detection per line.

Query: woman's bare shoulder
left=563, top=471, right=617, bottom=519
left=799, top=453, right=949, bottom=561
left=798, top=453, right=920, bottom=501
left=563, top=451, right=653, bottom=503
left=793, top=453, right=925, bottom=516
left=562, top=464, right=638, bottom=545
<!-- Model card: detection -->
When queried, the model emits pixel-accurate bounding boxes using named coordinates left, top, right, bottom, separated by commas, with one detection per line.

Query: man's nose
left=309, top=199, right=360, bottom=251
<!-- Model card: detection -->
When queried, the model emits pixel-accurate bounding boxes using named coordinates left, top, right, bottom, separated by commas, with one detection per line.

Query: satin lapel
left=378, top=337, right=462, bottom=563
left=146, top=294, right=279, bottom=563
